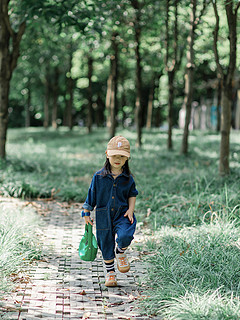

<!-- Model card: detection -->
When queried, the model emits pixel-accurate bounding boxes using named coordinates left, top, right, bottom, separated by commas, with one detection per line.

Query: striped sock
left=104, top=261, right=115, bottom=273
left=116, top=246, right=126, bottom=254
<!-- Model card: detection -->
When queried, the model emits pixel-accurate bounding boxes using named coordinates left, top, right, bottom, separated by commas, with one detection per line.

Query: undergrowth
left=0, top=202, right=42, bottom=296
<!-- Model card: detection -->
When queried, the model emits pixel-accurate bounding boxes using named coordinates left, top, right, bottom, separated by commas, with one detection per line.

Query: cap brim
left=107, top=150, right=130, bottom=158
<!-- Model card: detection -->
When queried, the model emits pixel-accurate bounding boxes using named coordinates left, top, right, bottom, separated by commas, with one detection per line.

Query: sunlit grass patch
left=0, top=202, right=42, bottom=295
left=163, top=290, right=240, bottom=320
left=140, top=218, right=240, bottom=318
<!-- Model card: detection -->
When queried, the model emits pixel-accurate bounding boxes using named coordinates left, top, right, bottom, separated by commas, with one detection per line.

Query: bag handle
left=86, top=223, right=93, bottom=247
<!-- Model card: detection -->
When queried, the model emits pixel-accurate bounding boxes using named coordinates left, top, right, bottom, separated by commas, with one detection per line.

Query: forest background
left=0, top=0, right=240, bottom=318
left=0, top=0, right=239, bottom=176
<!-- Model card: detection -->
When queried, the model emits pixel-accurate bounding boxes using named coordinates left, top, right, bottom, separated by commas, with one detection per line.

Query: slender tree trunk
left=87, top=56, right=93, bottom=133
left=64, top=46, right=74, bottom=130
left=106, top=32, right=119, bottom=138
left=212, top=0, right=239, bottom=175
left=135, top=13, right=142, bottom=147
left=52, top=67, right=59, bottom=129
left=25, top=86, right=31, bottom=127
left=146, top=73, right=162, bottom=129
left=146, top=84, right=154, bottom=129
left=167, top=71, right=174, bottom=149
left=216, top=76, right=221, bottom=132
left=106, top=72, right=112, bottom=127
left=131, top=0, right=143, bottom=147
left=44, top=71, right=50, bottom=128
left=165, top=0, right=181, bottom=150
left=181, top=0, right=196, bottom=154
left=65, top=76, right=74, bottom=130
left=181, top=0, right=208, bottom=153
left=219, top=86, right=231, bottom=174
left=0, top=0, right=25, bottom=158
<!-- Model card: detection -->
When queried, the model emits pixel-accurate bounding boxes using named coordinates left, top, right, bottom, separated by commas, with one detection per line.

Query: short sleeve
left=128, top=178, right=138, bottom=197
left=82, top=174, right=97, bottom=211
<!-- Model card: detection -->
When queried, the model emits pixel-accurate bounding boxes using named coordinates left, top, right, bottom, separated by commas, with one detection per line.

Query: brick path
left=0, top=199, right=153, bottom=320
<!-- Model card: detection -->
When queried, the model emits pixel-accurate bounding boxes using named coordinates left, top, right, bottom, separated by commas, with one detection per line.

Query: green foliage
left=1, top=127, right=240, bottom=318
left=0, top=203, right=42, bottom=294
left=140, top=218, right=240, bottom=319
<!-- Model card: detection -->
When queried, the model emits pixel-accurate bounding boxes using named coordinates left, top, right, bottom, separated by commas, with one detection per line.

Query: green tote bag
left=78, top=223, right=98, bottom=261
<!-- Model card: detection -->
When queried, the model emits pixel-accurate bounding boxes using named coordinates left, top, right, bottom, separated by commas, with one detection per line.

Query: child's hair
left=101, top=158, right=132, bottom=177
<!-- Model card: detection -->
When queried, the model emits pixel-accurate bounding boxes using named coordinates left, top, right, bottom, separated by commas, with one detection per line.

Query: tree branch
left=173, top=0, right=179, bottom=69
left=164, top=0, right=170, bottom=71
left=10, top=21, right=26, bottom=73
left=2, top=0, right=14, bottom=37
left=235, top=2, right=240, bottom=14
left=212, top=0, right=224, bottom=79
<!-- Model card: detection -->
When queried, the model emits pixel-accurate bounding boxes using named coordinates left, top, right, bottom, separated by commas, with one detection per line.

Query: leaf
left=78, top=290, right=86, bottom=295
left=82, top=312, right=91, bottom=319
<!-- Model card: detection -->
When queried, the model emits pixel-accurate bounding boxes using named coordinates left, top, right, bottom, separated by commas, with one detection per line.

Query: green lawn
left=1, top=127, right=240, bottom=319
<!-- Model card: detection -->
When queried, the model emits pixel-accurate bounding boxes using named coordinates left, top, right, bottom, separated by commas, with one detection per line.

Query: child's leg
left=96, top=229, right=117, bottom=286
left=114, top=215, right=137, bottom=273
left=104, top=259, right=115, bottom=273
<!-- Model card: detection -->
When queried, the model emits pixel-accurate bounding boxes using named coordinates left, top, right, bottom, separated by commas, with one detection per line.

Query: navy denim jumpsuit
left=82, top=168, right=138, bottom=260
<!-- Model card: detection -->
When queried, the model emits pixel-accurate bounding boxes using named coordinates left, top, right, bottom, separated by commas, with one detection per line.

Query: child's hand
left=84, top=216, right=93, bottom=225
left=124, top=210, right=134, bottom=224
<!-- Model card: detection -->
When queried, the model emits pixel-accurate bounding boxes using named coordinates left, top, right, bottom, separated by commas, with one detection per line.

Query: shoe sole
left=105, top=282, right=118, bottom=287
left=117, top=264, right=130, bottom=273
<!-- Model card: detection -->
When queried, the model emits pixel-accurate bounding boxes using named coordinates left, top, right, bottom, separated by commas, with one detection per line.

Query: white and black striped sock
left=116, top=246, right=126, bottom=254
left=104, top=261, right=115, bottom=273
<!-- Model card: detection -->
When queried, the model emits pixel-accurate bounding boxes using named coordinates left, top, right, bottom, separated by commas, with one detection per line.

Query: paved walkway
left=0, top=199, right=152, bottom=320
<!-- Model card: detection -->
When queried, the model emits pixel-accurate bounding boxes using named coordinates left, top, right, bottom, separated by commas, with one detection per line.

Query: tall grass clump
left=0, top=203, right=42, bottom=295
left=140, top=215, right=240, bottom=319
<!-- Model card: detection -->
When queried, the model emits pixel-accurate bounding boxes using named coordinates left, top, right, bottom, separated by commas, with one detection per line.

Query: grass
left=0, top=126, right=240, bottom=319
left=139, top=217, right=240, bottom=318
left=0, top=202, right=42, bottom=296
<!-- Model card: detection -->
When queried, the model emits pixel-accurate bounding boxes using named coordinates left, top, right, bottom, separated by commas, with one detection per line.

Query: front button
left=111, top=208, right=114, bottom=211
left=113, top=184, right=116, bottom=187
left=112, top=196, right=114, bottom=199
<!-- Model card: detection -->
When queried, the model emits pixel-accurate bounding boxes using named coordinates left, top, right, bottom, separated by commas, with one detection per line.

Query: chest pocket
left=95, top=207, right=110, bottom=230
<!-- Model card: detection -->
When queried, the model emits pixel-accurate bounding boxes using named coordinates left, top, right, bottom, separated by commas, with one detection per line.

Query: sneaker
left=105, top=271, right=117, bottom=287
left=116, top=252, right=130, bottom=273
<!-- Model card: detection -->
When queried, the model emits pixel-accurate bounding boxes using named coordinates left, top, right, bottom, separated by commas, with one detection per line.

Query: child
left=81, top=136, right=138, bottom=287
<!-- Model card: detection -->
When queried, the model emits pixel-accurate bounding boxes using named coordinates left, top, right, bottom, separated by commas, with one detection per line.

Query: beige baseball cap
left=106, top=136, right=130, bottom=158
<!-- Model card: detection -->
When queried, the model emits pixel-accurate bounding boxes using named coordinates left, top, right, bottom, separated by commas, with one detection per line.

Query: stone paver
left=0, top=198, right=153, bottom=320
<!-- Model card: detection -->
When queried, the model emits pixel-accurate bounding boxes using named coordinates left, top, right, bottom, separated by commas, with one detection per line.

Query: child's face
left=107, top=155, right=128, bottom=171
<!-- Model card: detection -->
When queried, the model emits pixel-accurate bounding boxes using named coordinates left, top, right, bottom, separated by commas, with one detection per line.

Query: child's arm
left=124, top=197, right=136, bottom=224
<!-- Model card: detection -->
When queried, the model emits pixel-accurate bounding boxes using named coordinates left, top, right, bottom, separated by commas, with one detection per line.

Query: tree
left=165, top=0, right=184, bottom=150
left=0, top=0, right=26, bottom=158
left=212, top=0, right=240, bottom=175
left=106, top=32, right=119, bottom=138
left=181, top=0, right=208, bottom=154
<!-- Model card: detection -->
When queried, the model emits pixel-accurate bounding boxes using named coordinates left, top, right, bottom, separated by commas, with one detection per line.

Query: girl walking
left=81, top=136, right=138, bottom=286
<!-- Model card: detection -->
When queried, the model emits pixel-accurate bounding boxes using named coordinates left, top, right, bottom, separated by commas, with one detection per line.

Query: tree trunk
left=212, top=0, right=239, bottom=175
left=65, top=76, right=74, bottom=130
left=167, top=70, right=174, bottom=149
left=147, top=73, right=162, bottom=129
left=146, top=84, right=154, bottom=129
left=44, top=71, right=50, bottom=128
left=52, top=67, right=59, bottom=129
left=219, top=86, right=231, bottom=175
left=106, top=32, right=119, bottom=138
left=165, top=0, right=180, bottom=151
left=135, top=15, right=142, bottom=147
left=64, top=47, right=74, bottom=130
left=131, top=0, right=143, bottom=147
left=25, top=85, right=31, bottom=127
left=0, top=0, right=25, bottom=158
left=216, top=77, right=221, bottom=132
left=181, top=0, right=196, bottom=154
left=87, top=56, right=93, bottom=133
